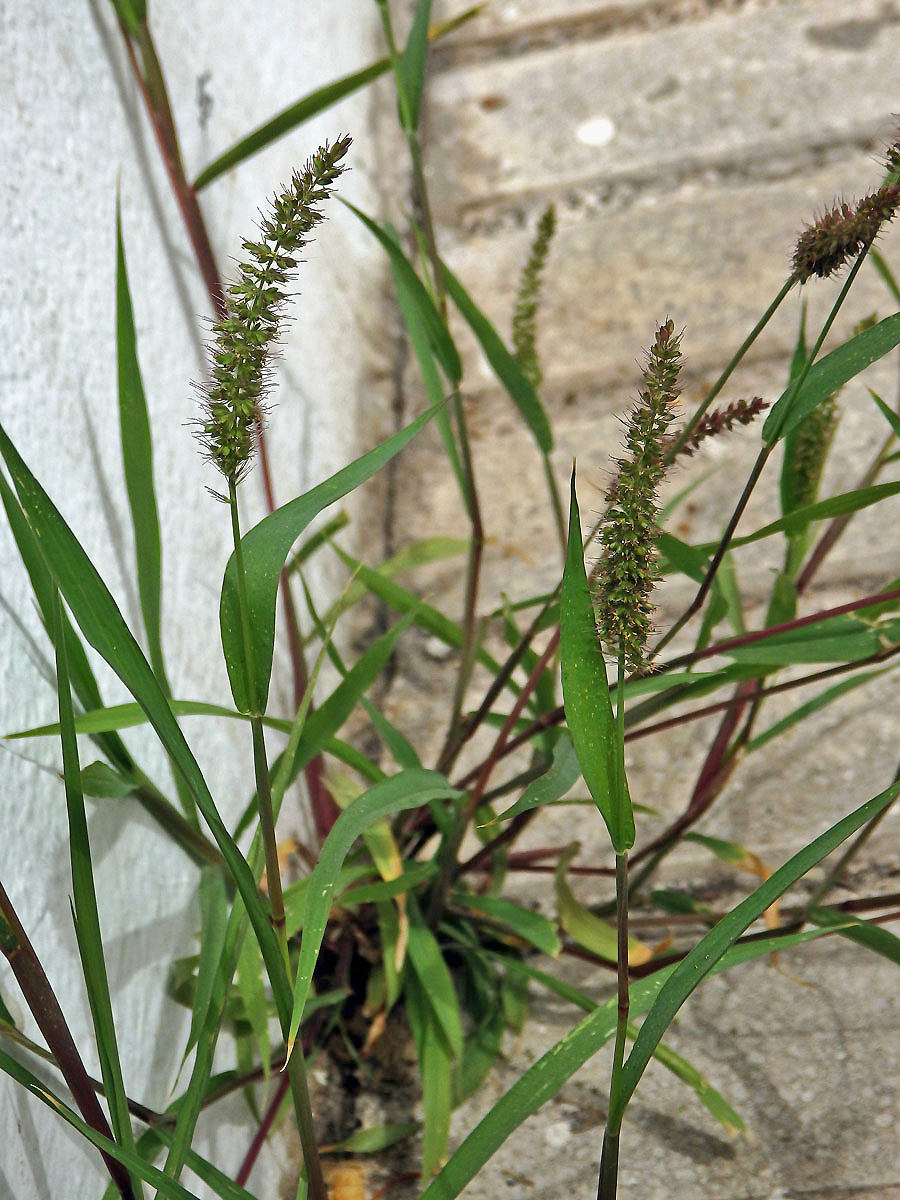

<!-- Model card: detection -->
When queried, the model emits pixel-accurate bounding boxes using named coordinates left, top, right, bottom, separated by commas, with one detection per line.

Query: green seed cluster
left=595, top=319, right=682, bottom=670
left=786, top=394, right=838, bottom=510
left=199, top=136, right=352, bottom=482
left=511, top=204, right=556, bottom=388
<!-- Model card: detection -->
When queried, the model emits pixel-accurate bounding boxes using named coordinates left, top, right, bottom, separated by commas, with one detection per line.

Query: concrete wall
left=1, top=3, right=383, bottom=1196
left=5, top=1, right=900, bottom=1198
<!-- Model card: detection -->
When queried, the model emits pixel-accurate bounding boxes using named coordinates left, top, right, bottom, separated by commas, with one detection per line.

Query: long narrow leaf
left=560, top=474, right=633, bottom=851
left=407, top=896, right=463, bottom=1059
left=452, top=892, right=560, bottom=957
left=0, top=420, right=292, bottom=1051
left=441, top=258, right=553, bottom=453
left=192, top=8, right=483, bottom=191
left=811, top=905, right=900, bottom=967
left=613, top=777, right=900, bottom=1123
left=763, top=313, right=900, bottom=441
left=745, top=668, right=891, bottom=752
left=287, top=769, right=458, bottom=1052
left=419, top=925, right=843, bottom=1200
left=400, top=0, right=433, bottom=130
left=220, top=401, right=440, bottom=713
left=718, top=479, right=900, bottom=552
left=51, top=588, right=142, bottom=1195
left=0, top=1047, right=198, bottom=1200
left=406, top=969, right=453, bottom=1180
left=116, top=196, right=166, bottom=688
left=494, top=953, right=744, bottom=1134
left=389, top=235, right=467, bottom=498
left=342, top=202, right=461, bottom=384
left=0, top=467, right=133, bottom=774
left=491, top=732, right=580, bottom=823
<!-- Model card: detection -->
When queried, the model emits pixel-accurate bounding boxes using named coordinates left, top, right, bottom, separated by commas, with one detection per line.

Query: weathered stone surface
left=435, top=156, right=900, bottom=394
left=425, top=0, right=900, bottom=222
left=373, top=4, right=900, bottom=1194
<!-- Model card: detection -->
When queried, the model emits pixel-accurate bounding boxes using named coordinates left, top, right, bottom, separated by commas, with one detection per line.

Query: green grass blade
left=343, top=201, right=461, bottom=383
left=745, top=668, right=891, bottom=752
left=400, top=0, right=432, bottom=130
left=424, top=924, right=841, bottom=1200
left=0, top=419, right=292, bottom=1063
left=870, top=387, right=900, bottom=441
left=407, top=895, right=463, bottom=1059
left=285, top=510, right=351, bottom=577
left=636, top=1037, right=746, bottom=1136
left=287, top=769, right=458, bottom=1052
left=421, top=925, right=845, bottom=1200
left=869, top=247, right=900, bottom=307
left=194, top=63, right=387, bottom=192
left=116, top=195, right=167, bottom=688
left=108, top=0, right=144, bottom=36
left=763, top=313, right=900, bottom=442
left=7, top=698, right=295, bottom=741
left=321, top=534, right=467, bottom=623
left=560, top=474, right=633, bottom=852
left=336, top=862, right=437, bottom=908
left=220, top=400, right=440, bottom=713
left=612, top=777, right=900, bottom=1124
left=406, top=969, right=454, bottom=1180
left=656, top=530, right=708, bottom=583
left=51, top=588, right=142, bottom=1196
left=701, top=479, right=900, bottom=552
left=388, top=235, right=467, bottom=498
left=440, top=257, right=553, bottom=453
left=327, top=540, right=507, bottom=683
left=491, top=733, right=580, bottom=823
left=0, top=467, right=133, bottom=774
left=811, top=905, right=900, bottom=967
left=452, top=892, right=560, bottom=957
left=0, top=1046, right=199, bottom=1199
left=192, top=7, right=483, bottom=191
left=491, top=952, right=744, bottom=1133
left=275, top=609, right=419, bottom=797
left=324, top=1121, right=420, bottom=1154
left=236, top=919, right=271, bottom=1094
left=184, top=868, right=228, bottom=1058
left=723, top=616, right=900, bottom=667
left=362, top=697, right=422, bottom=769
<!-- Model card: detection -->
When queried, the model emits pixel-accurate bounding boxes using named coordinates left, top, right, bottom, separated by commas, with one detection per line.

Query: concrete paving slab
left=424, top=1, right=900, bottom=219
left=436, top=158, right=900, bottom=395
left=374, top=5, right=900, bottom=1189
left=432, top=0, right=778, bottom=60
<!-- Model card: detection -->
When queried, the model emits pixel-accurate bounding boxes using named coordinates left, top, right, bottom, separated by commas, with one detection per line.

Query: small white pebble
left=576, top=116, right=616, bottom=147
left=544, top=1120, right=571, bottom=1149
left=424, top=636, right=453, bottom=661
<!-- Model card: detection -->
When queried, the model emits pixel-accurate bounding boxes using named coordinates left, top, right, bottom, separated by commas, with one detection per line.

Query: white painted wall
left=1, top=3, right=385, bottom=1195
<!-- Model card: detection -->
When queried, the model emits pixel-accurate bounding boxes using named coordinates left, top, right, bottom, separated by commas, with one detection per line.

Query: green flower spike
left=595, top=319, right=683, bottom=671
left=198, top=136, right=352, bottom=483
left=511, top=203, right=556, bottom=388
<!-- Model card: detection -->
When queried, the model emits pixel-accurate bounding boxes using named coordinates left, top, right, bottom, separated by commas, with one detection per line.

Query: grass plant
left=4, top=3, right=900, bottom=1198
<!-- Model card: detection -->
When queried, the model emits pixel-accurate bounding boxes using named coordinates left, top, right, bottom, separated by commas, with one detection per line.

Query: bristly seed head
left=664, top=396, right=769, bottom=459
left=792, top=128, right=900, bottom=283
left=197, top=136, right=352, bottom=486
left=512, top=203, right=556, bottom=388
left=595, top=319, right=683, bottom=671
